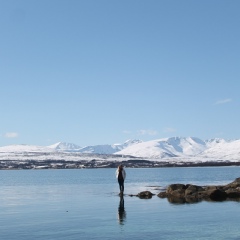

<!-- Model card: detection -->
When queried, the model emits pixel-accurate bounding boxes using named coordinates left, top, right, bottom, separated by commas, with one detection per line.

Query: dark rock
left=225, top=189, right=240, bottom=198
left=128, top=177, right=240, bottom=203
left=209, top=189, right=227, bottom=201
left=197, top=190, right=210, bottom=200
left=137, top=191, right=155, bottom=199
left=185, top=195, right=202, bottom=203
left=170, top=189, right=186, bottom=198
left=157, top=192, right=168, bottom=198
left=166, top=184, right=186, bottom=194
left=165, top=184, right=186, bottom=198
left=185, top=185, right=204, bottom=196
left=204, top=186, right=221, bottom=191
left=157, top=177, right=240, bottom=204
left=224, top=178, right=240, bottom=189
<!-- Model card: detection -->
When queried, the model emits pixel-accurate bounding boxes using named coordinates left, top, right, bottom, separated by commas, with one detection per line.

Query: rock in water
left=137, top=191, right=155, bottom=199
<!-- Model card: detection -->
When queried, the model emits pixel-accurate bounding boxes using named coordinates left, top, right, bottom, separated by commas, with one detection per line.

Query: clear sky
left=1, top=0, right=240, bottom=147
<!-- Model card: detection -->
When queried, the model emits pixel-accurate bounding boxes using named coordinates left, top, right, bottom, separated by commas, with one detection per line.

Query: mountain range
left=0, top=137, right=240, bottom=162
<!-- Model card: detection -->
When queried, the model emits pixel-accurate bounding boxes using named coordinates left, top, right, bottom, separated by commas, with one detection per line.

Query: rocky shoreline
left=132, top=177, right=240, bottom=203
left=0, top=159, right=240, bottom=170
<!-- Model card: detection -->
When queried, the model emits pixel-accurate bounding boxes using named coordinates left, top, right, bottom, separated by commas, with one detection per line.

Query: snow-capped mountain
left=115, top=137, right=240, bottom=160
left=78, top=144, right=118, bottom=154
left=0, top=137, right=240, bottom=162
left=204, top=138, right=228, bottom=147
left=200, top=139, right=240, bottom=160
left=78, top=139, right=142, bottom=154
left=117, top=139, right=143, bottom=150
left=115, top=137, right=207, bottom=159
left=48, top=142, right=81, bottom=151
left=0, top=144, right=54, bottom=153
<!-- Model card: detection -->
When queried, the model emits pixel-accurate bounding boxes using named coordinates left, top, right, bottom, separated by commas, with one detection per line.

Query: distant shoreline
left=0, top=159, right=240, bottom=170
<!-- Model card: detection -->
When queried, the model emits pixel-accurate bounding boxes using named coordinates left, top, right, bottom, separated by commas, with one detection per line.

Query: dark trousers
left=118, top=178, right=124, bottom=192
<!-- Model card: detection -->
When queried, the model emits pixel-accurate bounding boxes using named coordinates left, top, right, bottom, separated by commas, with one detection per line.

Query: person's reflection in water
left=117, top=195, right=126, bottom=225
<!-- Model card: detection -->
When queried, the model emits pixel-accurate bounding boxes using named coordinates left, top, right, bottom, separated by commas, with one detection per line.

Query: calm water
left=0, top=167, right=240, bottom=239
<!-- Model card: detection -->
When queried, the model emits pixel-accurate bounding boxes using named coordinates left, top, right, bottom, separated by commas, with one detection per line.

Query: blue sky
left=1, top=0, right=240, bottom=147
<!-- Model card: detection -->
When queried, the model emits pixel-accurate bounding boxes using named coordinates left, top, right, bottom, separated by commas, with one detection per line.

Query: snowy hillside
left=0, top=144, right=54, bottom=153
left=115, top=137, right=207, bottom=159
left=0, top=137, right=239, bottom=162
left=199, top=139, right=240, bottom=160
left=48, top=142, right=81, bottom=151
left=204, top=138, right=228, bottom=147
left=78, top=144, right=118, bottom=154
left=115, top=137, right=240, bottom=161
left=78, top=139, right=142, bottom=154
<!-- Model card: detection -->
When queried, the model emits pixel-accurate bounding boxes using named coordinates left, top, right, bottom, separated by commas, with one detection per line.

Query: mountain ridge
left=0, top=137, right=239, bottom=161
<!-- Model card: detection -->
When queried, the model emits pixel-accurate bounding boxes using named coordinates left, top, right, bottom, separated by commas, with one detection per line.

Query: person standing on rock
left=116, top=165, right=126, bottom=194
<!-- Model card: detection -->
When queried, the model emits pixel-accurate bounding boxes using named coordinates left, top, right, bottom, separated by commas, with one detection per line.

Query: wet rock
left=137, top=191, right=155, bottom=199
left=209, top=189, right=227, bottom=201
left=157, top=192, right=168, bottom=198
left=166, top=184, right=187, bottom=194
left=158, top=177, right=240, bottom=203
left=185, top=185, right=204, bottom=196
left=204, top=186, right=221, bottom=192
left=224, top=177, right=240, bottom=189
left=185, top=195, right=202, bottom=204
left=166, top=184, right=187, bottom=198
left=225, top=189, right=240, bottom=198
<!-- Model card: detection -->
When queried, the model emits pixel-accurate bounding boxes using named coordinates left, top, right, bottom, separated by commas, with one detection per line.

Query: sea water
left=0, top=167, right=240, bottom=239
